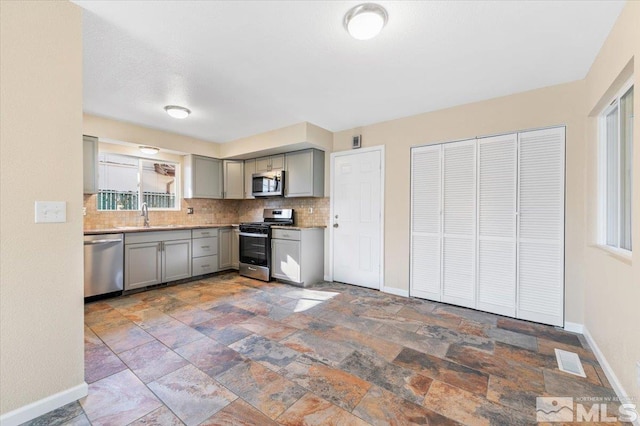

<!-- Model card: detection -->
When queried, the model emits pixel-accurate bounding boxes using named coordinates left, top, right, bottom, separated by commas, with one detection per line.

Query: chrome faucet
left=141, top=202, right=150, bottom=227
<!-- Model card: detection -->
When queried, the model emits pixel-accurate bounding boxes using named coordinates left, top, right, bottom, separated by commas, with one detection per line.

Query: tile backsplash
left=83, top=195, right=329, bottom=229
left=238, top=197, right=329, bottom=227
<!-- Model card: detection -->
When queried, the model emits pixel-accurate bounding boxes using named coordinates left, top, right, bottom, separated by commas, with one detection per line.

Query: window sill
left=592, top=244, right=632, bottom=265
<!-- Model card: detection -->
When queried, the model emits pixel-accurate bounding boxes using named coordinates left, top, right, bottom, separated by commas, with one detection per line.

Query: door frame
left=329, top=145, right=385, bottom=289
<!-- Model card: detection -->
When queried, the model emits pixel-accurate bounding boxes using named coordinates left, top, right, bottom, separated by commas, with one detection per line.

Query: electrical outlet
left=83, top=207, right=87, bottom=216
left=308, top=207, right=313, bottom=214
left=187, top=207, right=194, bottom=214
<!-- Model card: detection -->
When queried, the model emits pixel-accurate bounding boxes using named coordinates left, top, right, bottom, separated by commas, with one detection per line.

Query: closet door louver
left=442, top=140, right=476, bottom=308
left=517, top=127, right=565, bottom=327
left=408, top=127, right=564, bottom=327
left=477, top=134, right=517, bottom=317
left=410, top=145, right=442, bottom=301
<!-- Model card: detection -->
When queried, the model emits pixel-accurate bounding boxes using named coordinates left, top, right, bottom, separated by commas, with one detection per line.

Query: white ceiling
left=75, top=0, right=625, bottom=143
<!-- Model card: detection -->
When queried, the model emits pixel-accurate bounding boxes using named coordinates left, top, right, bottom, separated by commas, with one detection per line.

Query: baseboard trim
left=0, top=382, right=88, bottom=426
left=563, top=321, right=584, bottom=334
left=381, top=286, right=409, bottom=298
left=582, top=326, right=639, bottom=426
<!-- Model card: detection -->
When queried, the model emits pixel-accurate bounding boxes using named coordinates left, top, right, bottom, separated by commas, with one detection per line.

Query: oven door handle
left=239, top=232, right=268, bottom=238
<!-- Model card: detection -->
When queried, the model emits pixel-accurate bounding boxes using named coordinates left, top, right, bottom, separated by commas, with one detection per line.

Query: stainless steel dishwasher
left=84, top=233, right=124, bottom=298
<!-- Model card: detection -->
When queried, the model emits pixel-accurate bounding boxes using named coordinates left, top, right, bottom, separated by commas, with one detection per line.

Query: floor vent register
left=555, top=348, right=586, bottom=377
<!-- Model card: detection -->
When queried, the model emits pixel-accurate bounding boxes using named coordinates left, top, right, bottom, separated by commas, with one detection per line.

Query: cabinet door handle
left=201, top=232, right=210, bottom=236
left=201, top=264, right=210, bottom=268
left=201, top=246, right=210, bottom=249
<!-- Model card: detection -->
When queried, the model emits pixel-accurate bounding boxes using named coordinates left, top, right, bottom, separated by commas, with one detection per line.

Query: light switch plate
left=35, top=201, right=66, bottom=223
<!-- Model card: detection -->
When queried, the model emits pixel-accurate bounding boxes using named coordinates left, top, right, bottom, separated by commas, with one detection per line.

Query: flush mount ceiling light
left=139, top=146, right=160, bottom=155
left=344, top=3, right=388, bottom=40
left=164, top=105, right=191, bottom=119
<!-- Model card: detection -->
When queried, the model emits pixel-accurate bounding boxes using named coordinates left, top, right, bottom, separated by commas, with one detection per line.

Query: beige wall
left=583, top=1, right=640, bottom=399
left=219, top=122, right=334, bottom=159
left=334, top=80, right=587, bottom=324
left=84, top=114, right=220, bottom=158
left=0, top=0, right=85, bottom=415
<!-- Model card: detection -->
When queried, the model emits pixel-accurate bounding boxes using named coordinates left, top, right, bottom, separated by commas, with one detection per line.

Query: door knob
left=333, top=223, right=339, bottom=228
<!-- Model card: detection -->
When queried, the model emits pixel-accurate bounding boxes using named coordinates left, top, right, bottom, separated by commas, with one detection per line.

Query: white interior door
left=331, top=147, right=383, bottom=289
left=441, top=140, right=476, bottom=308
left=517, top=127, right=565, bottom=327
left=477, top=133, right=517, bottom=316
left=410, top=145, right=442, bottom=301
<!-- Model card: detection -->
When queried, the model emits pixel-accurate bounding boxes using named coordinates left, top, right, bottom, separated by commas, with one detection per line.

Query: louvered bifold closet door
left=410, top=145, right=442, bottom=301
left=442, top=140, right=476, bottom=308
left=517, top=127, right=565, bottom=327
left=477, top=134, right=517, bottom=317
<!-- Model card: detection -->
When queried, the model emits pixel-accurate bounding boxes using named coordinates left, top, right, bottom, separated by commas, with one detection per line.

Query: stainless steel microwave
left=252, top=171, right=285, bottom=197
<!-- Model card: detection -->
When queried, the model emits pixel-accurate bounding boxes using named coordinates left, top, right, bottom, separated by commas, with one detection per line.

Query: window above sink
left=97, top=152, right=180, bottom=211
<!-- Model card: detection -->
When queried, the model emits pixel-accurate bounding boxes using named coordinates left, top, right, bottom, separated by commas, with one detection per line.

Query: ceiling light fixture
left=344, top=3, right=388, bottom=40
left=164, top=105, right=191, bottom=119
left=139, top=146, right=160, bottom=155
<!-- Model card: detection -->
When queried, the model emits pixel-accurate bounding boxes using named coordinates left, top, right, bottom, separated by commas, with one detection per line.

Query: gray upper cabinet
left=223, top=160, right=244, bottom=199
left=83, top=135, right=98, bottom=194
left=244, top=159, right=255, bottom=199
left=184, top=154, right=223, bottom=199
left=285, top=149, right=325, bottom=197
left=255, top=154, right=284, bottom=173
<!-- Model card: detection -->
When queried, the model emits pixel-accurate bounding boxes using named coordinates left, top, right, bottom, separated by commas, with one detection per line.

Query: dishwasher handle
left=84, top=238, right=123, bottom=245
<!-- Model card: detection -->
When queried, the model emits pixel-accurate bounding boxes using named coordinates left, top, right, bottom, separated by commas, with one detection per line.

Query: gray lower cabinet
left=284, top=149, right=324, bottom=197
left=192, top=228, right=218, bottom=276
left=218, top=228, right=232, bottom=270
left=163, top=240, right=193, bottom=282
left=271, top=228, right=324, bottom=287
left=231, top=227, right=239, bottom=270
left=125, top=242, right=161, bottom=289
left=184, top=154, right=223, bottom=199
left=125, top=230, right=192, bottom=290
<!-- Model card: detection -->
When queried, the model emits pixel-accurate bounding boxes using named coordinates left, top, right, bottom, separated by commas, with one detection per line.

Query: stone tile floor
left=25, top=272, right=625, bottom=425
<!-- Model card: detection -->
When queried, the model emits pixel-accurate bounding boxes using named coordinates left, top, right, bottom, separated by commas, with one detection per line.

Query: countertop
left=84, top=224, right=238, bottom=235
left=84, top=224, right=325, bottom=235
left=271, top=225, right=326, bottom=230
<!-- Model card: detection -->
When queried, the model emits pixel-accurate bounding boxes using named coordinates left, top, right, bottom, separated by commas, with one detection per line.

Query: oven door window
left=239, top=234, right=269, bottom=266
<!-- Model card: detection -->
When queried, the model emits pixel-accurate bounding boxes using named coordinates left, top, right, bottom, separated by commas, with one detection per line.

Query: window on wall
left=600, top=81, right=633, bottom=252
left=97, top=153, right=180, bottom=211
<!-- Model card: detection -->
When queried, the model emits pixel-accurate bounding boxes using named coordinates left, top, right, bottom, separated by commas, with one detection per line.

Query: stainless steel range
left=239, top=208, right=294, bottom=281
